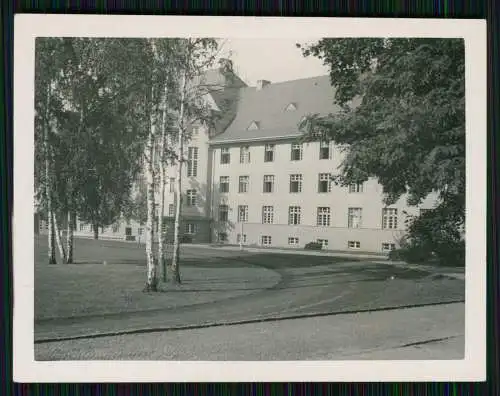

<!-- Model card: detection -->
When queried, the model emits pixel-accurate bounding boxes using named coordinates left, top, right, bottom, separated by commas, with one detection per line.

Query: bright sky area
left=218, top=39, right=329, bottom=86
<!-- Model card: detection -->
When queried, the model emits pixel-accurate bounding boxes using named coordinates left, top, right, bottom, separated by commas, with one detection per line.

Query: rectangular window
left=185, top=223, right=197, bottom=234
left=168, top=204, right=175, bottom=217
left=187, top=147, right=199, bottom=177
left=237, top=233, right=247, bottom=243
left=239, top=176, right=249, bottom=193
left=240, top=146, right=251, bottom=164
left=261, top=235, right=272, bottom=246
left=288, top=206, right=301, bottom=225
left=138, top=228, right=143, bottom=235
left=263, top=175, right=275, bottom=193
left=290, top=143, right=303, bottom=161
left=220, top=147, right=230, bottom=164
left=420, top=208, right=431, bottom=216
left=382, top=208, right=398, bottom=229
left=382, top=243, right=396, bottom=252
left=317, top=207, right=331, bottom=226
left=219, top=176, right=229, bottom=193
left=192, top=125, right=199, bottom=136
left=237, top=205, right=248, bottom=222
left=348, top=208, right=363, bottom=228
left=112, top=223, right=119, bottom=233
left=349, top=183, right=364, bottom=193
left=288, top=237, right=299, bottom=246
left=219, top=205, right=229, bottom=222
left=186, top=189, right=196, bottom=206
left=317, top=239, right=329, bottom=249
left=169, top=177, right=175, bottom=193
left=79, top=223, right=85, bottom=231
left=318, top=173, right=332, bottom=193
left=289, top=174, right=303, bottom=193
left=348, top=241, right=361, bottom=249
left=264, top=144, right=275, bottom=162
left=262, top=206, right=274, bottom=224
left=319, top=141, right=331, bottom=160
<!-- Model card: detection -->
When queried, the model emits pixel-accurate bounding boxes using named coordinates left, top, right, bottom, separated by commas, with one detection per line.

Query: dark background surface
left=1, top=0, right=495, bottom=394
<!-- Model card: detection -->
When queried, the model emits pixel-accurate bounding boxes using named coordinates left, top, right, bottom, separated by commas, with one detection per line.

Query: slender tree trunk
left=53, top=212, right=67, bottom=263
left=144, top=39, right=159, bottom=292
left=44, top=82, right=56, bottom=265
left=93, top=224, right=99, bottom=240
left=66, top=210, right=74, bottom=264
left=171, top=70, right=187, bottom=285
left=158, top=81, right=169, bottom=283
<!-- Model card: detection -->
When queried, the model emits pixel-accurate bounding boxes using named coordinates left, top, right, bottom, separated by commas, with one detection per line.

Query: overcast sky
left=219, top=39, right=329, bottom=86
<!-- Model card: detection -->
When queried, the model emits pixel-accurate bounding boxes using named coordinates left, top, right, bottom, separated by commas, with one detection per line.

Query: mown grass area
left=34, top=236, right=281, bottom=320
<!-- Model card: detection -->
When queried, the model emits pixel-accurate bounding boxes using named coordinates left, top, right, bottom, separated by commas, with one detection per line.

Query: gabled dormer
left=285, top=102, right=297, bottom=112
left=247, top=121, right=260, bottom=131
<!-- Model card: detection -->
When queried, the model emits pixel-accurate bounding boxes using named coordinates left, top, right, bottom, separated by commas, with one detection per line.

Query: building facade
left=70, top=72, right=438, bottom=252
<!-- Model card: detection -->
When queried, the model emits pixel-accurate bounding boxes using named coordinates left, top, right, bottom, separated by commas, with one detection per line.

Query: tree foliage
left=298, top=38, right=465, bottom=263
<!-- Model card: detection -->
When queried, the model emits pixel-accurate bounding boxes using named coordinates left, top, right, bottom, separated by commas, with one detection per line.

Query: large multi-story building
left=68, top=70, right=438, bottom=252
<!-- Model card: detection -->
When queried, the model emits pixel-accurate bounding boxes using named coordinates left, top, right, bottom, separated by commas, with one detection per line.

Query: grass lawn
left=35, top=236, right=282, bottom=321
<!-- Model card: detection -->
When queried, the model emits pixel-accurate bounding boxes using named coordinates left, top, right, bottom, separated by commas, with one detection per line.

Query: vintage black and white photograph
left=14, top=16, right=486, bottom=382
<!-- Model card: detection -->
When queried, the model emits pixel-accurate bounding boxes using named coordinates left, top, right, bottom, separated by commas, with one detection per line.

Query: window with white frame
left=237, top=233, right=247, bottom=243
left=348, top=241, right=361, bottom=249
left=220, top=147, right=230, bottom=164
left=348, top=208, right=363, bottom=228
left=79, top=223, right=85, bottom=231
left=187, top=147, right=198, bottom=177
left=237, top=205, right=248, bottom=222
left=261, top=235, right=272, bottom=246
left=186, top=189, right=196, bottom=206
left=168, top=204, right=175, bottom=217
left=112, top=223, right=119, bottom=233
left=240, top=146, right=251, bottom=164
left=169, top=177, right=175, bottom=192
left=288, top=206, right=301, bottom=225
left=317, top=239, right=329, bottom=249
left=318, top=173, right=332, bottom=193
left=290, top=143, right=303, bottom=161
left=219, top=205, right=229, bottom=222
left=191, top=125, right=199, bottom=136
left=238, top=176, right=249, bottom=193
left=138, top=228, right=143, bottom=235
left=262, top=206, right=274, bottom=224
left=317, top=207, right=331, bottom=226
left=319, top=141, right=332, bottom=160
left=349, top=183, right=363, bottom=193
left=382, top=208, right=398, bottom=229
left=219, top=176, right=229, bottom=193
left=264, top=144, right=275, bottom=162
left=289, top=174, right=303, bottom=193
left=288, top=237, right=299, bottom=246
left=382, top=243, right=396, bottom=252
left=185, top=223, right=197, bottom=234
left=263, top=175, right=275, bottom=193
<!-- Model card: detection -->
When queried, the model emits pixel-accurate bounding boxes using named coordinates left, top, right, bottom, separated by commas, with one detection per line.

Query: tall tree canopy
left=298, top=38, right=465, bottom=263
left=298, top=38, right=465, bottom=221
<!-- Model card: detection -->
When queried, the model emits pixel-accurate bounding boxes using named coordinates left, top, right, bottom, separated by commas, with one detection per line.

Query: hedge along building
left=74, top=70, right=438, bottom=252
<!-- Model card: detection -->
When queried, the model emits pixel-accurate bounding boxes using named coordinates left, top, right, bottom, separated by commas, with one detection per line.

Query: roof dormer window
left=247, top=121, right=260, bottom=130
left=285, top=102, right=297, bottom=112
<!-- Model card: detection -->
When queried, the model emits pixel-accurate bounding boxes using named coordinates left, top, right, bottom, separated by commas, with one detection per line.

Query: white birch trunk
left=144, top=39, right=159, bottom=292
left=158, top=82, right=169, bottom=283
left=171, top=70, right=187, bottom=284
left=53, top=212, right=67, bottom=263
left=44, top=82, right=56, bottom=264
left=66, top=211, right=74, bottom=264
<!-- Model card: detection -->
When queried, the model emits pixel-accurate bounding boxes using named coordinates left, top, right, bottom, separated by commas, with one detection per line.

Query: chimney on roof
left=256, top=80, right=271, bottom=90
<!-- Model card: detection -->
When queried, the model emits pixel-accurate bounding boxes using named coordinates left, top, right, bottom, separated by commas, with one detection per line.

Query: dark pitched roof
left=210, top=75, right=341, bottom=144
left=194, top=68, right=247, bottom=135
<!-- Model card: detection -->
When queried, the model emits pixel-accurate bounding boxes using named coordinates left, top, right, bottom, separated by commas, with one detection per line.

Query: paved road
left=35, top=239, right=466, bottom=360
left=35, top=302, right=465, bottom=360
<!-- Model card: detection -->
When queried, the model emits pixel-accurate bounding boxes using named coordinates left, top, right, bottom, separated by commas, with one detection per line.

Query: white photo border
left=13, top=15, right=487, bottom=382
